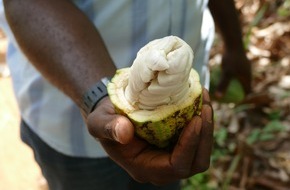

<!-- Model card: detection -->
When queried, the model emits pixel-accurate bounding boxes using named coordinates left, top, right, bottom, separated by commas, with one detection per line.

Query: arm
left=4, top=0, right=116, bottom=109
left=4, top=0, right=214, bottom=185
left=208, top=0, right=252, bottom=97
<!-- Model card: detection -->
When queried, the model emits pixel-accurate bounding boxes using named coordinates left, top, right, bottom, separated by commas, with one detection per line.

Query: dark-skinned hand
left=215, top=50, right=252, bottom=99
left=86, top=88, right=214, bottom=186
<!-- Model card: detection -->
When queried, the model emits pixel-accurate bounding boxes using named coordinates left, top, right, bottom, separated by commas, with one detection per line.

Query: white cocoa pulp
left=124, top=36, right=194, bottom=110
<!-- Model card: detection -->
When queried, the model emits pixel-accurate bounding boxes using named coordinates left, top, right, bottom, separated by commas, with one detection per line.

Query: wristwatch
left=81, top=77, right=111, bottom=116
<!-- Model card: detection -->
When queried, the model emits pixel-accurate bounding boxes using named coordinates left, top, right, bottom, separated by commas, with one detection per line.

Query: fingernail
left=114, top=122, right=121, bottom=143
left=203, top=105, right=213, bottom=124
left=193, top=117, right=202, bottom=135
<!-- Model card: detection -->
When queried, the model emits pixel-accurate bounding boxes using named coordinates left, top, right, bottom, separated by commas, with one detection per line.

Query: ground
left=0, top=31, right=47, bottom=190
left=0, top=77, right=48, bottom=190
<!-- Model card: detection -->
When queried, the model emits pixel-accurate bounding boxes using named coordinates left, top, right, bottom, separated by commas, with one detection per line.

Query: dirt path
left=0, top=76, right=48, bottom=190
left=0, top=29, right=48, bottom=190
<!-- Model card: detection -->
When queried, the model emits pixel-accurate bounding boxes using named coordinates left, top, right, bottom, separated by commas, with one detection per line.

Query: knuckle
left=104, top=124, right=114, bottom=140
left=87, top=121, right=97, bottom=137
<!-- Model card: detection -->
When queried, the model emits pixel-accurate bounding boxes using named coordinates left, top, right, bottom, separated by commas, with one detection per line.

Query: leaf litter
left=183, top=0, right=290, bottom=189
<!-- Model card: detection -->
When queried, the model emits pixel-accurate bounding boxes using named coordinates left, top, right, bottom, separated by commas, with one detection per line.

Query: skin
left=87, top=89, right=213, bottom=185
left=208, top=0, right=252, bottom=98
left=3, top=0, right=116, bottom=107
left=4, top=0, right=248, bottom=186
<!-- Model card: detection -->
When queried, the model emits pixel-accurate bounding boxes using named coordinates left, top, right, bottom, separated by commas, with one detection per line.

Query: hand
left=215, top=50, right=252, bottom=99
left=86, top=88, right=213, bottom=185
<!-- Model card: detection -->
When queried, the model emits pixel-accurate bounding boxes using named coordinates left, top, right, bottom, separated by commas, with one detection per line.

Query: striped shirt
left=0, top=0, right=214, bottom=158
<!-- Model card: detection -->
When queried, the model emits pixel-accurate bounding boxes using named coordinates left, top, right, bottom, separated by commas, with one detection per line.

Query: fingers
left=170, top=116, right=202, bottom=177
left=202, top=88, right=212, bottom=105
left=104, top=116, right=135, bottom=144
left=90, top=90, right=213, bottom=186
left=170, top=89, right=213, bottom=178
left=87, top=98, right=135, bottom=144
left=192, top=89, right=214, bottom=173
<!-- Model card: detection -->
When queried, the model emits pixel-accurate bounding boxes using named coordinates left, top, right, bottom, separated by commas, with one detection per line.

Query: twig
left=251, top=176, right=290, bottom=190
left=239, top=156, right=251, bottom=188
left=222, top=154, right=242, bottom=190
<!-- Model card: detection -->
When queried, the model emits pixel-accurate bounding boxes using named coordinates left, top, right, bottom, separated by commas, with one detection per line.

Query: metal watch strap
left=81, top=77, right=110, bottom=115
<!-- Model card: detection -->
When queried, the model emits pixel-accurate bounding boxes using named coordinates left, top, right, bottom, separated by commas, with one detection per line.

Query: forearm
left=4, top=0, right=116, bottom=107
left=208, top=0, right=245, bottom=52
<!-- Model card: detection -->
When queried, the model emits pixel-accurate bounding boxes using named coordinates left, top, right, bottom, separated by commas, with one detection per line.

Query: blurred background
left=184, top=0, right=290, bottom=189
left=0, top=0, right=290, bottom=189
left=0, top=31, right=48, bottom=189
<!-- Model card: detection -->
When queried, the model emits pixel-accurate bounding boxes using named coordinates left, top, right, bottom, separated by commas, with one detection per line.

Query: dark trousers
left=20, top=120, right=180, bottom=190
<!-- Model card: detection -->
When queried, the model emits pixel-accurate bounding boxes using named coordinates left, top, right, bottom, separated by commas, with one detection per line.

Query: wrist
left=80, top=77, right=111, bottom=116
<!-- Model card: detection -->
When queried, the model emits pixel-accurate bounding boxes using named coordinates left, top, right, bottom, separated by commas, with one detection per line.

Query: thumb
left=107, top=116, right=135, bottom=144
left=88, top=114, right=135, bottom=144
